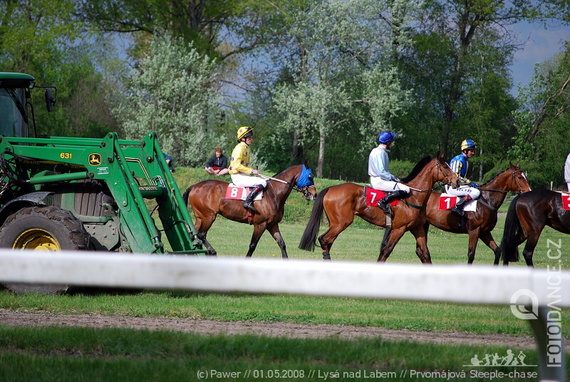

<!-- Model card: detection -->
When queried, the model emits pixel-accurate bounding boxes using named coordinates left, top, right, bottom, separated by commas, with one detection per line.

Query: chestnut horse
left=299, top=154, right=459, bottom=263
left=425, top=163, right=531, bottom=264
left=500, top=189, right=570, bottom=266
left=184, top=164, right=317, bottom=258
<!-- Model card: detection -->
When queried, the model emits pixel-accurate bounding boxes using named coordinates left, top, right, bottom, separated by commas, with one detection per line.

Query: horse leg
left=410, top=224, right=432, bottom=264
left=479, top=231, right=500, bottom=265
left=267, top=224, right=288, bottom=259
left=466, top=229, right=480, bottom=265
left=194, top=216, right=217, bottom=256
left=522, top=237, right=538, bottom=267
left=197, top=232, right=217, bottom=256
left=245, top=223, right=267, bottom=258
left=318, top=222, right=351, bottom=261
left=377, top=227, right=406, bottom=262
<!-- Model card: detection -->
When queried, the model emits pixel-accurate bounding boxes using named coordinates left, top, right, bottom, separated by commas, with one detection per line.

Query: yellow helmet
left=236, top=126, right=254, bottom=141
left=461, top=139, right=477, bottom=151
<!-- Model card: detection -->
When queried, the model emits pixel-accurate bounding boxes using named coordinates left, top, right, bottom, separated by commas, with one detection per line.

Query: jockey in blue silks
left=368, top=131, right=410, bottom=214
left=446, top=139, right=481, bottom=216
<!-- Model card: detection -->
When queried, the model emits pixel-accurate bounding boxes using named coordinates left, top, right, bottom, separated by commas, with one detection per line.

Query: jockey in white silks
left=368, top=131, right=410, bottom=214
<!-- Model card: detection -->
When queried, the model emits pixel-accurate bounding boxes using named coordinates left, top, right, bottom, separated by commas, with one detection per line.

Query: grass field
left=0, top=168, right=569, bottom=381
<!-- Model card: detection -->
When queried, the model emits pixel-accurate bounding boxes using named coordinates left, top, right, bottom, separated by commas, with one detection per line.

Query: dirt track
left=3, top=308, right=565, bottom=351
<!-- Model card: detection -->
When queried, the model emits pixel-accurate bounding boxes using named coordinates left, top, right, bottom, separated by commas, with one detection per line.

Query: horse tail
left=299, top=187, right=330, bottom=251
left=500, top=195, right=521, bottom=263
left=182, top=186, right=193, bottom=207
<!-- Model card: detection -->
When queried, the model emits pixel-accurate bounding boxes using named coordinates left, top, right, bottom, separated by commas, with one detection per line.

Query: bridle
left=408, top=159, right=457, bottom=193
left=480, top=170, right=529, bottom=195
left=294, top=184, right=317, bottom=199
left=436, top=159, right=458, bottom=189
left=263, top=172, right=316, bottom=200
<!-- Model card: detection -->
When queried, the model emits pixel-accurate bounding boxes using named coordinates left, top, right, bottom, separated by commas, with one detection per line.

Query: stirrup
left=378, top=202, right=391, bottom=215
left=450, top=206, right=464, bottom=216
left=243, top=201, right=259, bottom=214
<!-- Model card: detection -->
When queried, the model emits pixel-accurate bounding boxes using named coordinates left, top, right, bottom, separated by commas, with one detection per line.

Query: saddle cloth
left=439, top=193, right=477, bottom=211
left=224, top=184, right=263, bottom=201
left=365, top=188, right=400, bottom=207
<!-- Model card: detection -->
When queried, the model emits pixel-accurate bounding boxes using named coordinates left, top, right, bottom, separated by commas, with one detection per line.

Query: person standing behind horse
left=446, top=139, right=481, bottom=216
left=368, top=131, right=411, bottom=214
left=205, top=146, right=229, bottom=176
left=229, top=126, right=267, bottom=214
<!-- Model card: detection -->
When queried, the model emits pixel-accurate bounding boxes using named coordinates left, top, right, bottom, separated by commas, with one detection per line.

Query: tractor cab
left=0, top=72, right=56, bottom=138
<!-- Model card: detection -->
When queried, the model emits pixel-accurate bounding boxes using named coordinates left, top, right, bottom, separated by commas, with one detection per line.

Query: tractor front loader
left=0, top=72, right=207, bottom=294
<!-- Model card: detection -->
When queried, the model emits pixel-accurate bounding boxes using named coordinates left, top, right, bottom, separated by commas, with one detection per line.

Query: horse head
left=435, top=152, right=460, bottom=188
left=508, top=162, right=532, bottom=193
left=272, top=163, right=317, bottom=201
left=296, top=162, right=317, bottom=200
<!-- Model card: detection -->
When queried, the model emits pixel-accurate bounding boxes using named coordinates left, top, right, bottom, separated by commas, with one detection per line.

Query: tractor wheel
left=0, top=206, right=90, bottom=294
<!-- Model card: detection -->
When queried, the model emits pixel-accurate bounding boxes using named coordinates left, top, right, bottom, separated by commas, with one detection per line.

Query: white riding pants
left=370, top=177, right=411, bottom=193
left=445, top=185, right=480, bottom=199
left=230, top=173, right=267, bottom=188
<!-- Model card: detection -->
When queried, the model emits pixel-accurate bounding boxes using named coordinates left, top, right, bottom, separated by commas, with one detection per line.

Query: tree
left=413, top=0, right=525, bottom=155
left=510, top=44, right=570, bottom=188
left=273, top=81, right=351, bottom=177
left=264, top=0, right=417, bottom=176
left=111, top=34, right=222, bottom=167
left=0, top=0, right=118, bottom=137
left=78, top=0, right=272, bottom=60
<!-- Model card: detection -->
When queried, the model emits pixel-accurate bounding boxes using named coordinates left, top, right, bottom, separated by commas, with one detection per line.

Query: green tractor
left=0, top=72, right=207, bottom=293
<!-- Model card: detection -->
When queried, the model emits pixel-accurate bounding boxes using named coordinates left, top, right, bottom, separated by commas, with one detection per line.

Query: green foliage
left=507, top=110, right=536, bottom=161
left=511, top=45, right=570, bottom=189
left=111, top=34, right=223, bottom=167
left=0, top=0, right=118, bottom=138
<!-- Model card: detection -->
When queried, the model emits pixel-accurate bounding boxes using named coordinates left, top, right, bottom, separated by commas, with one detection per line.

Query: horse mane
left=480, top=165, right=517, bottom=187
left=400, top=155, right=434, bottom=183
left=273, top=165, right=296, bottom=178
left=480, top=171, right=502, bottom=187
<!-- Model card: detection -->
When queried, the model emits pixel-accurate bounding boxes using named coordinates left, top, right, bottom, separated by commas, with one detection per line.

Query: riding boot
left=243, top=185, right=264, bottom=214
left=450, top=194, right=473, bottom=216
left=378, top=190, right=408, bottom=214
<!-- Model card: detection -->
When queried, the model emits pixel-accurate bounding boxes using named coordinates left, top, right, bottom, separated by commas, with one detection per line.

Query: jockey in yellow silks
left=229, top=126, right=267, bottom=213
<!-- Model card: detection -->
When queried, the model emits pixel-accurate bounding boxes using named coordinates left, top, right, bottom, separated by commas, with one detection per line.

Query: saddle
left=224, top=184, right=263, bottom=201
left=438, top=193, right=477, bottom=212
left=364, top=188, right=399, bottom=207
left=225, top=184, right=263, bottom=225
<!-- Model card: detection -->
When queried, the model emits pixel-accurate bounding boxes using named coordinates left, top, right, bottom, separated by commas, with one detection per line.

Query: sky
left=509, top=20, right=570, bottom=94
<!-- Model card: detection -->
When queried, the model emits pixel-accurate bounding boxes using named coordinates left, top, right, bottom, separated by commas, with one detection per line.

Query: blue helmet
left=461, top=139, right=477, bottom=151
left=378, top=131, right=396, bottom=144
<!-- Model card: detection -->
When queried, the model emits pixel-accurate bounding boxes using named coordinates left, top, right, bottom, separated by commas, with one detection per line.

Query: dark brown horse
left=184, top=164, right=317, bottom=258
left=425, top=163, right=531, bottom=265
left=299, top=154, right=459, bottom=263
left=500, top=189, right=570, bottom=266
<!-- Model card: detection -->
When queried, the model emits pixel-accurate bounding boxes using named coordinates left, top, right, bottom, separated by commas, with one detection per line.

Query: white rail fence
left=0, top=250, right=568, bottom=382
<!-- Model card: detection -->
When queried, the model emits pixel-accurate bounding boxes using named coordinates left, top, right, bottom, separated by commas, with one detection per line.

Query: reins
left=260, top=173, right=315, bottom=197
left=474, top=170, right=527, bottom=194
left=401, top=159, right=457, bottom=209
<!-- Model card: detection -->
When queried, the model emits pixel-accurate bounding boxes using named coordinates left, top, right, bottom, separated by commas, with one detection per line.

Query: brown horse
left=299, top=154, right=459, bottom=263
left=500, top=189, right=570, bottom=266
left=425, top=163, right=531, bottom=265
left=184, top=164, right=317, bottom=258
